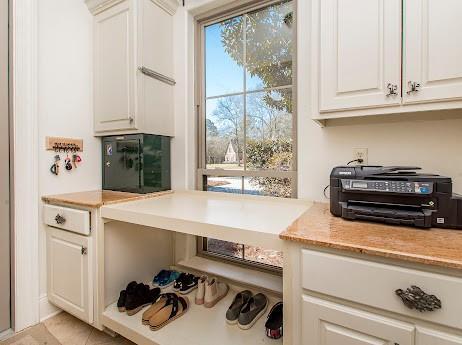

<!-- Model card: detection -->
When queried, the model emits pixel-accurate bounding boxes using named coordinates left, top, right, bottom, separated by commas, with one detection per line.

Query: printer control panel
left=342, top=180, right=433, bottom=194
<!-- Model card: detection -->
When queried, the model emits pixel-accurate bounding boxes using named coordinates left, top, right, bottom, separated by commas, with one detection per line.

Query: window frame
left=195, top=0, right=298, bottom=274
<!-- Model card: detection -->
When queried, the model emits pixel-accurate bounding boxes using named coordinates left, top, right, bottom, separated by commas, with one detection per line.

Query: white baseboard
left=39, top=294, right=62, bottom=322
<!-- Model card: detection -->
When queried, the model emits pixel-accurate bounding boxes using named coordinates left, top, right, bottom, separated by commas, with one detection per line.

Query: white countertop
left=101, top=190, right=312, bottom=251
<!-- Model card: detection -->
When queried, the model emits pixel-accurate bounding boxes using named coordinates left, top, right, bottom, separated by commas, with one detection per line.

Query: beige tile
left=43, top=313, right=92, bottom=345
left=1, top=324, right=60, bottom=345
left=85, top=329, right=134, bottom=345
left=42, top=313, right=134, bottom=345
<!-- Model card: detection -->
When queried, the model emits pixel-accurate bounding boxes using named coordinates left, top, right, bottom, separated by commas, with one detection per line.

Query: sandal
left=149, top=294, right=189, bottom=331
left=142, top=293, right=176, bottom=325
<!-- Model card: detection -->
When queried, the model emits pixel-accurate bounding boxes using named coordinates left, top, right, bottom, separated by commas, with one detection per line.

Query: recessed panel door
left=94, top=0, right=136, bottom=132
left=319, top=0, right=402, bottom=112
left=47, top=228, right=93, bottom=323
left=404, top=0, right=462, bottom=103
left=302, top=295, right=415, bottom=345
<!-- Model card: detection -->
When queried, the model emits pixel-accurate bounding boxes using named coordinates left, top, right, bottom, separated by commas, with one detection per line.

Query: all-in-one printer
left=330, top=166, right=462, bottom=229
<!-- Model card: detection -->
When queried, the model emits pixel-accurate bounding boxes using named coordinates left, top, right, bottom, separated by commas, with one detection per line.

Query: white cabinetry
left=302, top=295, right=414, bottom=345
left=311, top=0, right=462, bottom=121
left=319, top=0, right=402, bottom=111
left=88, top=0, right=178, bottom=136
left=416, top=328, right=462, bottom=345
left=46, top=225, right=93, bottom=323
left=404, top=0, right=462, bottom=104
left=287, top=246, right=462, bottom=345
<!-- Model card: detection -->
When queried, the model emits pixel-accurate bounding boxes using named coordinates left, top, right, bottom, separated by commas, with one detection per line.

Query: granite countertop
left=280, top=202, right=462, bottom=270
left=42, top=190, right=173, bottom=208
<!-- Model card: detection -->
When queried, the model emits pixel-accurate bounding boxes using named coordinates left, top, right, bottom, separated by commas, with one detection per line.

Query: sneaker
left=238, top=293, right=268, bottom=330
left=173, top=272, right=188, bottom=291
left=195, top=275, right=208, bottom=305
left=225, top=290, right=252, bottom=324
left=152, top=270, right=170, bottom=287
left=117, top=281, right=137, bottom=312
left=178, top=274, right=199, bottom=295
left=125, top=283, right=160, bottom=316
left=204, top=278, right=228, bottom=308
left=265, top=302, right=283, bottom=339
left=157, top=270, right=181, bottom=289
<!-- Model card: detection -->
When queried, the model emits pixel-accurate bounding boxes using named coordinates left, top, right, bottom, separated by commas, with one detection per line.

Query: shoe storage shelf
left=98, top=192, right=309, bottom=345
left=102, top=288, right=282, bottom=345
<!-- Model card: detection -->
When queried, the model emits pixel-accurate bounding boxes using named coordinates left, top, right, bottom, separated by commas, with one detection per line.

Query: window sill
left=175, top=256, right=283, bottom=295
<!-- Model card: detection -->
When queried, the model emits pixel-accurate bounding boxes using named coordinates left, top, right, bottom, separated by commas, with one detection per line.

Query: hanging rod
left=138, top=66, right=176, bottom=86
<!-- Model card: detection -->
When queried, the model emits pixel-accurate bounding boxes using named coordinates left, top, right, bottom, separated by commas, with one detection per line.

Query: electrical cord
left=323, top=185, right=329, bottom=199
left=346, top=158, right=364, bottom=165
left=323, top=158, right=365, bottom=199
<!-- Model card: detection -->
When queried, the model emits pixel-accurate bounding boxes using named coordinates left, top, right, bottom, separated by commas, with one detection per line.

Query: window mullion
left=242, top=13, right=247, bottom=178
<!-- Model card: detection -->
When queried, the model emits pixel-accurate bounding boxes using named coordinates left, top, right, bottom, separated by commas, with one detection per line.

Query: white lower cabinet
left=302, top=295, right=414, bottom=345
left=47, top=227, right=93, bottom=323
left=416, top=328, right=462, bottom=345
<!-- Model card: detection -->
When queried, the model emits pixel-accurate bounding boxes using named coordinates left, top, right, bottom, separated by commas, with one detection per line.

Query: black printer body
left=330, top=166, right=462, bottom=229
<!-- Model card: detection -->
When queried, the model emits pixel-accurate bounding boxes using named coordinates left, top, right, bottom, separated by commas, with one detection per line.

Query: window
left=197, top=0, right=295, bottom=271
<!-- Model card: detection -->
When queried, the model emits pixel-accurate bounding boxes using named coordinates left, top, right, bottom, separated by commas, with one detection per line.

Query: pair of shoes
left=226, top=291, right=268, bottom=330
left=265, top=302, right=283, bottom=339
left=117, top=282, right=161, bottom=316
left=153, top=270, right=181, bottom=289
left=142, top=293, right=189, bottom=331
left=195, top=275, right=229, bottom=308
left=173, top=273, right=199, bottom=294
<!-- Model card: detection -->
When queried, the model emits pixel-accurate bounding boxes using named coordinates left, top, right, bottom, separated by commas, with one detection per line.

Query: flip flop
left=149, top=294, right=189, bottom=331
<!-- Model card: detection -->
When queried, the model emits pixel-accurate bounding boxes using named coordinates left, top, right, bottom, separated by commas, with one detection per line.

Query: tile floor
left=43, top=312, right=134, bottom=345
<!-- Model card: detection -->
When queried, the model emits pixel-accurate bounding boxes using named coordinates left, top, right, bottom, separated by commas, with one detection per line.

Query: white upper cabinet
left=319, top=0, right=402, bottom=112
left=87, top=0, right=178, bottom=136
left=94, top=2, right=134, bottom=132
left=404, top=0, right=462, bottom=104
left=311, top=0, right=462, bottom=122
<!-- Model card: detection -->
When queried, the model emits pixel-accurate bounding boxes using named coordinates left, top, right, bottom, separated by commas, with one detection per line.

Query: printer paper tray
left=341, top=201, right=433, bottom=228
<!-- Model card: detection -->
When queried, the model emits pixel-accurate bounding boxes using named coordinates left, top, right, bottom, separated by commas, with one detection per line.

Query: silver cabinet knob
left=386, top=83, right=399, bottom=97
left=406, top=81, right=421, bottom=95
left=81, top=247, right=88, bottom=255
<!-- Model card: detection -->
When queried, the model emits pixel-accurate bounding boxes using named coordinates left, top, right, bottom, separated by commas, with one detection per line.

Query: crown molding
left=85, top=0, right=180, bottom=15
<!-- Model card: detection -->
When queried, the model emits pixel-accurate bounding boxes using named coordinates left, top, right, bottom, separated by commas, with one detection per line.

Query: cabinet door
left=319, top=0, right=402, bottom=112
left=302, top=295, right=414, bottom=345
left=136, top=0, right=174, bottom=137
left=94, top=0, right=136, bottom=133
left=404, top=0, right=462, bottom=104
left=47, top=228, right=93, bottom=323
left=417, top=327, right=462, bottom=345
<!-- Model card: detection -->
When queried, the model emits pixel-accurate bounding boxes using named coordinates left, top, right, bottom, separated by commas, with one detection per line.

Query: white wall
left=37, top=0, right=101, bottom=319
left=173, top=0, right=462, bottom=200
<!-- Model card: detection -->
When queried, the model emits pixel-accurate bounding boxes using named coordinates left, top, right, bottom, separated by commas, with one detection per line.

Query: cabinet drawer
left=302, top=249, right=462, bottom=329
left=43, top=205, right=90, bottom=235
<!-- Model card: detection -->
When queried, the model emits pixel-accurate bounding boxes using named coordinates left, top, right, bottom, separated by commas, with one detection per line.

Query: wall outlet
left=353, top=148, right=368, bottom=165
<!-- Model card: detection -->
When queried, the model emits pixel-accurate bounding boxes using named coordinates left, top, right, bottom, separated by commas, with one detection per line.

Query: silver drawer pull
left=138, top=66, right=176, bottom=86
left=55, top=214, right=66, bottom=225
left=395, top=285, right=441, bottom=312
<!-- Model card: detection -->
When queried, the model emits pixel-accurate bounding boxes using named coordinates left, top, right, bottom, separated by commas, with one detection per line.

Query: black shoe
left=178, top=274, right=199, bottom=294
left=173, top=272, right=187, bottom=291
left=126, top=283, right=160, bottom=316
left=117, top=281, right=137, bottom=312
left=265, top=302, right=283, bottom=339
